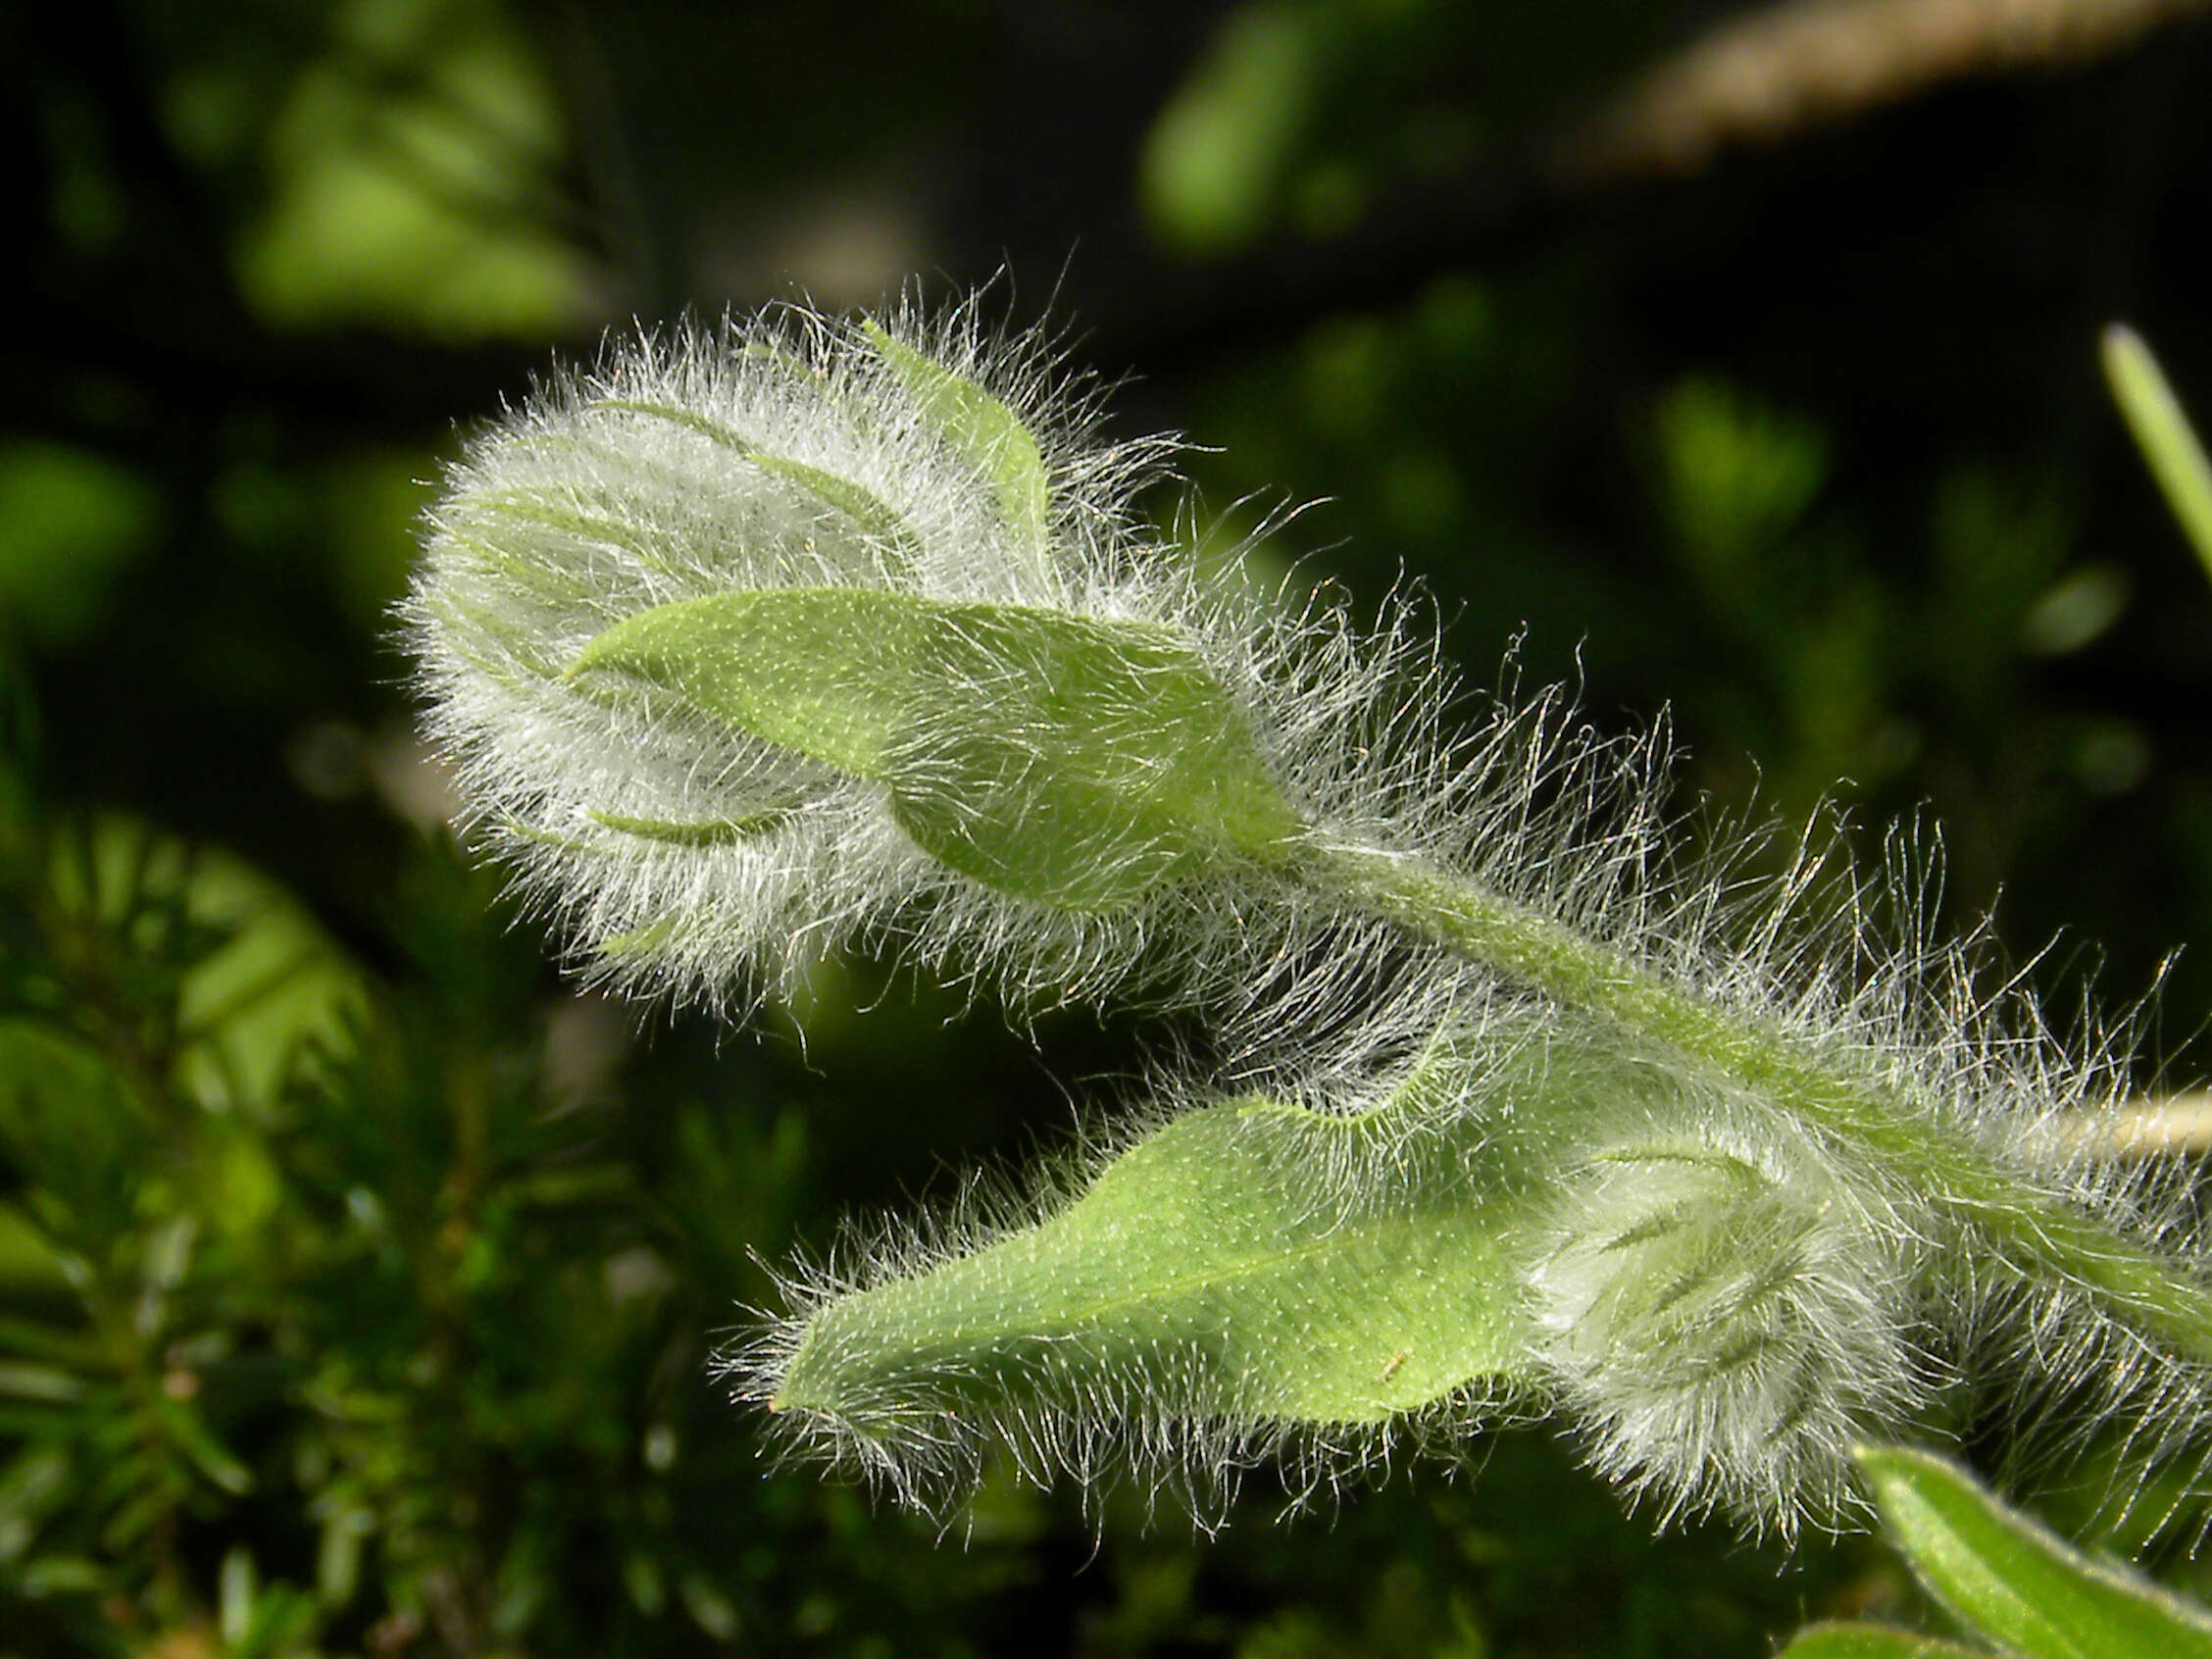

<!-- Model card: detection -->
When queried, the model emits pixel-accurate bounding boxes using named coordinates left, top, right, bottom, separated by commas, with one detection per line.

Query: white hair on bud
left=407, top=296, right=1415, bottom=1026
left=1526, top=1082, right=1944, bottom=1537
left=719, top=1006, right=1557, bottom=1533
left=412, top=295, right=2212, bottom=1545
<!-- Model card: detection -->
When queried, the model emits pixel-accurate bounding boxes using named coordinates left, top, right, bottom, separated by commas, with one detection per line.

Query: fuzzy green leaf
left=743, top=453, right=922, bottom=566
left=1777, top=1625, right=1986, bottom=1659
left=571, top=587, right=1302, bottom=909
left=863, top=322, right=1050, bottom=541
left=1856, top=1445, right=2212, bottom=1659
left=574, top=587, right=912, bottom=774
left=590, top=396, right=921, bottom=562
left=771, top=1084, right=1547, bottom=1457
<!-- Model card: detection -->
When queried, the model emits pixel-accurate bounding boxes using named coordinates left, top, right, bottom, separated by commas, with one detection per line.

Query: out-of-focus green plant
left=0, top=712, right=1008, bottom=1654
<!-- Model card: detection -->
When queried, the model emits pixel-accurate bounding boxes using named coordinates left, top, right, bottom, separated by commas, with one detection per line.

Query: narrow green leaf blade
left=1856, top=1445, right=2212, bottom=1659
left=2101, top=325, right=2212, bottom=579
left=0, top=1360, right=92, bottom=1402
left=587, top=400, right=922, bottom=563
left=864, top=322, right=1050, bottom=541
left=572, top=588, right=1302, bottom=908
left=584, top=808, right=792, bottom=845
left=1777, top=1624, right=1987, bottom=1659
left=742, top=453, right=922, bottom=566
left=589, top=397, right=756, bottom=451
left=771, top=1086, right=1544, bottom=1465
left=154, top=1395, right=255, bottom=1495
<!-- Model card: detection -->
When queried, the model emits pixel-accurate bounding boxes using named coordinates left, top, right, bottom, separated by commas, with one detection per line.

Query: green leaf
left=482, top=497, right=679, bottom=573
left=863, top=322, right=1050, bottom=543
left=2101, top=325, right=2212, bottom=580
left=572, top=588, right=1302, bottom=909
left=153, top=1394, right=254, bottom=1496
left=0, top=1443, right=76, bottom=1549
left=574, top=587, right=917, bottom=774
left=1777, top=1624, right=1987, bottom=1658
left=0, top=1312, right=98, bottom=1368
left=589, top=396, right=756, bottom=450
left=0, top=1024, right=146, bottom=1242
left=166, top=838, right=370, bottom=1115
left=15, top=1555, right=109, bottom=1595
left=588, top=397, right=923, bottom=564
left=584, top=808, right=793, bottom=845
left=0, top=1360, right=90, bottom=1403
left=744, top=453, right=922, bottom=567
left=1855, top=1444, right=2212, bottom=1659
left=771, top=1066, right=1563, bottom=1464
left=31, top=815, right=370, bottom=1116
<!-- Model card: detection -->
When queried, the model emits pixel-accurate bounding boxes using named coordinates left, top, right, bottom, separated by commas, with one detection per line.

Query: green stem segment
left=1300, top=838, right=2212, bottom=1374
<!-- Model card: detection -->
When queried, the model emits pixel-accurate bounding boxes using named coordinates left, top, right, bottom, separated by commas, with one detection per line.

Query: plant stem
left=1300, top=838, right=2212, bottom=1373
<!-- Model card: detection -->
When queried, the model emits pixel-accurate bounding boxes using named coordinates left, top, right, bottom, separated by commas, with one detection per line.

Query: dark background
left=6, top=0, right=2212, bottom=1653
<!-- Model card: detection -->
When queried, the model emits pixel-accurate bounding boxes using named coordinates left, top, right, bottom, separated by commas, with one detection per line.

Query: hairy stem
left=1301, top=838, right=2212, bottom=1372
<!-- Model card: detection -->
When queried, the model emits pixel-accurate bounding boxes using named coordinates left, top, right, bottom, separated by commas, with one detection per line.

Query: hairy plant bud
left=412, top=295, right=2212, bottom=1547
left=1529, top=1114, right=1935, bottom=1528
left=403, top=303, right=1337, bottom=1013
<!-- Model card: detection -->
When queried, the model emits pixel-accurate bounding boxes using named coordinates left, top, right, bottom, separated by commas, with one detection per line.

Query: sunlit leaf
left=2102, top=325, right=2212, bottom=580
left=1651, top=376, right=1827, bottom=572
left=770, top=1069, right=1564, bottom=1470
left=1856, top=1444, right=2212, bottom=1659
left=1138, top=6, right=1316, bottom=255
left=1777, top=1623, right=1986, bottom=1658
left=863, top=323, right=1050, bottom=543
left=573, top=588, right=1302, bottom=908
left=0, top=443, right=157, bottom=645
left=166, top=837, right=370, bottom=1114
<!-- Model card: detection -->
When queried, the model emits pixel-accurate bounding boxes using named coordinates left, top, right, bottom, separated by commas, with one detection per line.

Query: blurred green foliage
left=6, top=0, right=2212, bottom=1652
left=235, top=0, right=590, bottom=335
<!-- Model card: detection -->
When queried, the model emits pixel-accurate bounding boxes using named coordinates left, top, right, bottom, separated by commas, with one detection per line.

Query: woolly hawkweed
left=405, top=294, right=2212, bottom=1543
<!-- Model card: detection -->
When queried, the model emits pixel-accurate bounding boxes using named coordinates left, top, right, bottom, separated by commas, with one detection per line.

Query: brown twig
left=1553, top=0, right=2212, bottom=181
